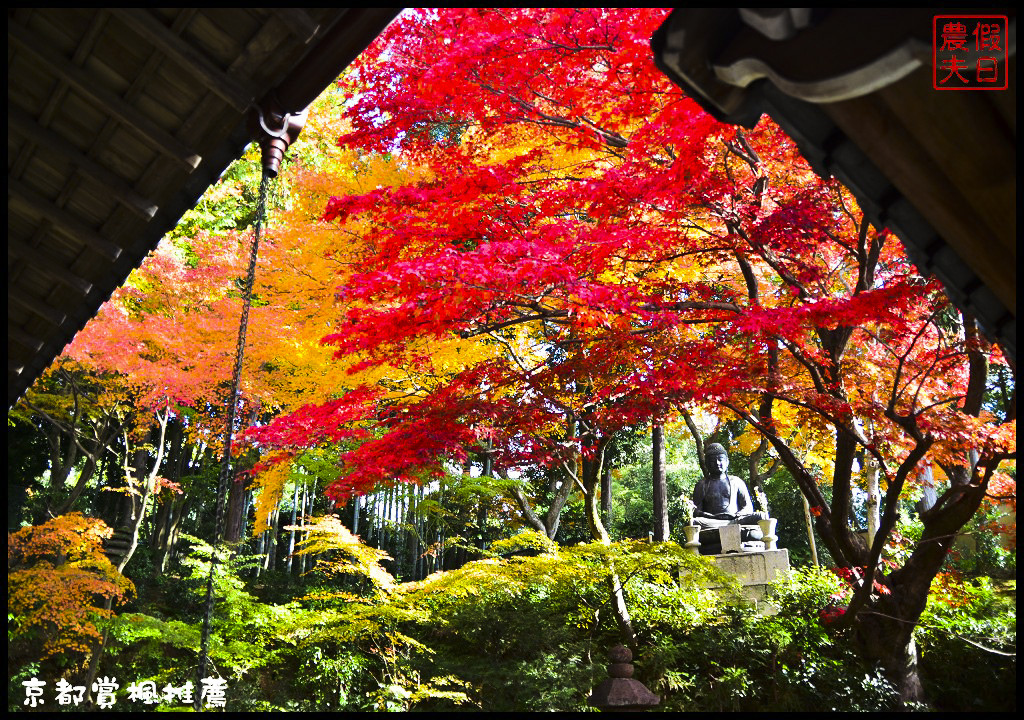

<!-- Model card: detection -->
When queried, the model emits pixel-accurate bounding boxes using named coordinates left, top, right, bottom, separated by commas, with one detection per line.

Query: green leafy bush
left=640, top=566, right=899, bottom=712
left=82, top=532, right=1013, bottom=712
left=916, top=576, right=1016, bottom=711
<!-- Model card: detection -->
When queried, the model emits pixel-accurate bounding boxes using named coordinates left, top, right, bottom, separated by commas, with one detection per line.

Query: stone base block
left=681, top=549, right=791, bottom=612
left=710, top=548, right=790, bottom=586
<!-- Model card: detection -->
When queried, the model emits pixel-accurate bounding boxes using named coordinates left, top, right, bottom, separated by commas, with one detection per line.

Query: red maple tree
left=244, top=8, right=1013, bottom=702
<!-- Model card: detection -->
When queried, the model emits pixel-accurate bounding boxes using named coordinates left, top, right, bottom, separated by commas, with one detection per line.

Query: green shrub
left=89, top=533, right=1013, bottom=712
left=917, top=576, right=1016, bottom=711
left=640, top=566, right=899, bottom=712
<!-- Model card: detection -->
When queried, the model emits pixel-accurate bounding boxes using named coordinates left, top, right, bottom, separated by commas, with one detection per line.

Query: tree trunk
left=507, top=475, right=572, bottom=540
left=502, top=419, right=576, bottom=539
left=652, top=423, right=669, bottom=541
left=865, top=457, right=880, bottom=547
left=268, top=500, right=283, bottom=572
left=56, top=452, right=100, bottom=515
left=573, top=438, right=635, bottom=650
left=112, top=407, right=171, bottom=572
left=255, top=529, right=266, bottom=577
left=286, top=479, right=300, bottom=574
left=477, top=452, right=492, bottom=551
left=682, top=409, right=706, bottom=477
left=601, top=461, right=613, bottom=528
left=55, top=415, right=119, bottom=516
left=240, top=489, right=252, bottom=541
left=801, top=494, right=820, bottom=566
left=156, top=495, right=189, bottom=574
left=370, top=493, right=382, bottom=544
left=150, top=421, right=185, bottom=556
left=406, top=484, right=420, bottom=579
left=855, top=468, right=990, bottom=705
left=298, top=482, right=308, bottom=575
left=38, top=422, right=78, bottom=521
left=224, top=472, right=247, bottom=543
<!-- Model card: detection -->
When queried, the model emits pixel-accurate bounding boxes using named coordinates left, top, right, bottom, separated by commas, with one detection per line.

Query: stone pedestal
left=678, top=548, right=790, bottom=611
left=707, top=548, right=791, bottom=608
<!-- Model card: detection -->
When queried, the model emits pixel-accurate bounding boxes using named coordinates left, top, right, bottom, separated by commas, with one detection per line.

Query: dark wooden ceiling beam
left=8, top=325, right=45, bottom=356
left=10, top=292, right=67, bottom=330
left=272, top=9, right=322, bottom=43
left=8, top=13, right=108, bottom=183
left=8, top=184, right=124, bottom=263
left=263, top=8, right=400, bottom=114
left=9, top=23, right=202, bottom=171
left=7, top=238, right=95, bottom=297
left=111, top=8, right=256, bottom=113
left=9, top=107, right=159, bottom=220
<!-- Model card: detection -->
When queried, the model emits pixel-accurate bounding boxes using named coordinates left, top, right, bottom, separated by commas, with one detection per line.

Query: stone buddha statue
left=690, top=442, right=766, bottom=552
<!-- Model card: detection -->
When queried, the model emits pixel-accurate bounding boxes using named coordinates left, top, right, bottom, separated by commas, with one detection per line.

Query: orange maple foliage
left=8, top=513, right=134, bottom=667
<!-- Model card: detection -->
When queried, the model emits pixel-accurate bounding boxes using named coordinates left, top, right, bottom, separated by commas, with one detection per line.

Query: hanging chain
left=195, top=169, right=271, bottom=709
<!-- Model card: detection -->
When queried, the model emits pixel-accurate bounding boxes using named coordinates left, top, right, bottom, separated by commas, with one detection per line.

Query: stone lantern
left=588, top=644, right=660, bottom=712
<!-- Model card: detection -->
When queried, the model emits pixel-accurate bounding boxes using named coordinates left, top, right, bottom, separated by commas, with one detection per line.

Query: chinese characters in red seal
left=933, top=15, right=1009, bottom=90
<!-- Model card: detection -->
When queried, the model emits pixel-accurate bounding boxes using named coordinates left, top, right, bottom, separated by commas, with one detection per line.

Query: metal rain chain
left=195, top=101, right=307, bottom=710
